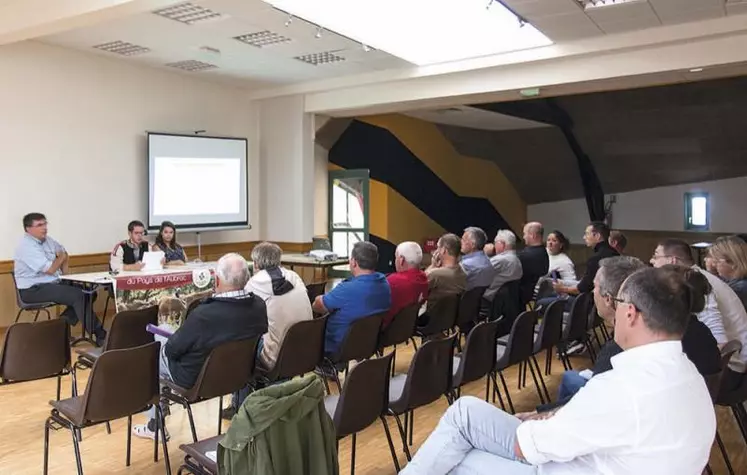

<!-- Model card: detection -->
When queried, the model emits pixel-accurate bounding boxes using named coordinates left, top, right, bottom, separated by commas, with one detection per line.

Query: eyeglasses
left=31, top=221, right=48, bottom=228
left=610, top=296, right=638, bottom=311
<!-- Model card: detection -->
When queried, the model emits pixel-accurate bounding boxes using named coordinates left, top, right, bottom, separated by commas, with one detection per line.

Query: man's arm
left=698, top=292, right=728, bottom=345
left=312, top=295, right=328, bottom=314
left=164, top=315, right=201, bottom=361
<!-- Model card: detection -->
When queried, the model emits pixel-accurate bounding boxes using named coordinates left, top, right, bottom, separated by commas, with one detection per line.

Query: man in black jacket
left=133, top=252, right=268, bottom=440
left=553, top=221, right=618, bottom=297
left=518, top=222, right=549, bottom=306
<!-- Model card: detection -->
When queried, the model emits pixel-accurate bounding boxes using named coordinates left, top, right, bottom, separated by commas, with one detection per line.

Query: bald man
left=518, top=222, right=549, bottom=306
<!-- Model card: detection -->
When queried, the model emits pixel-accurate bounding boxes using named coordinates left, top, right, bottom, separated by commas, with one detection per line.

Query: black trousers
left=19, top=282, right=103, bottom=336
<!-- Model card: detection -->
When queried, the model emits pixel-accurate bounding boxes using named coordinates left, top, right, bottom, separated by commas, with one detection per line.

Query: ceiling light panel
left=263, top=0, right=552, bottom=66
left=165, top=60, right=218, bottom=71
left=234, top=30, right=292, bottom=47
left=295, top=51, right=346, bottom=65
left=578, top=0, right=644, bottom=8
left=93, top=41, right=150, bottom=56
left=153, top=2, right=225, bottom=25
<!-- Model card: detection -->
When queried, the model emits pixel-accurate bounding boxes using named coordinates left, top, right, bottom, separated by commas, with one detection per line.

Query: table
left=280, top=253, right=348, bottom=282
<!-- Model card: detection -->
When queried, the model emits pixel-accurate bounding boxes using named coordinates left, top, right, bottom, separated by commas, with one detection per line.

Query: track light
left=518, top=18, right=527, bottom=28
left=362, top=43, right=372, bottom=52
left=315, top=26, right=323, bottom=38
left=486, top=0, right=495, bottom=9
left=284, top=14, right=293, bottom=27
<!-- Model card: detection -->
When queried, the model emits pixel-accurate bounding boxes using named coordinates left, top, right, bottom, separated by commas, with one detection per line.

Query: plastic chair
left=451, top=320, right=500, bottom=402
left=11, top=273, right=56, bottom=323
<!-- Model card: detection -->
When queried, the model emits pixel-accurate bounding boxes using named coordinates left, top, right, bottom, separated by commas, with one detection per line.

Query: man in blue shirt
left=312, top=241, right=391, bottom=355
left=460, top=227, right=495, bottom=290
left=13, top=213, right=106, bottom=344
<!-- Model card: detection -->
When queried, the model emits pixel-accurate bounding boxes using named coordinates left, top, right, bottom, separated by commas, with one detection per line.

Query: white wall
left=0, top=41, right=260, bottom=259
left=528, top=176, right=747, bottom=241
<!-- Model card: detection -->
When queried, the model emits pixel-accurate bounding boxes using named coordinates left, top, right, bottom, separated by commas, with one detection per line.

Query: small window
left=685, top=192, right=709, bottom=231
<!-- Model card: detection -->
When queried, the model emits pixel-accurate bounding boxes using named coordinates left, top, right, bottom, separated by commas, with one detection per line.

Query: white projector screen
left=147, top=133, right=249, bottom=231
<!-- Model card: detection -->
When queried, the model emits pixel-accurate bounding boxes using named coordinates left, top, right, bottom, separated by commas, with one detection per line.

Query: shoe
left=314, top=366, right=338, bottom=379
left=133, top=423, right=170, bottom=441
left=566, top=342, right=587, bottom=355
left=221, top=406, right=237, bottom=420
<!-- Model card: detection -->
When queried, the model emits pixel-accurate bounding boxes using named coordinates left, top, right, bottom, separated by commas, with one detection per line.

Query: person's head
left=609, top=230, right=627, bottom=254
left=650, top=239, right=694, bottom=268
left=709, top=235, right=747, bottom=280
left=155, top=221, right=178, bottom=248
left=522, top=222, right=544, bottom=247
left=23, top=212, right=48, bottom=240
left=128, top=220, right=146, bottom=245
left=461, top=227, right=487, bottom=254
left=660, top=264, right=712, bottom=314
left=494, top=229, right=517, bottom=254
left=436, top=233, right=461, bottom=264
left=546, top=230, right=570, bottom=256
left=395, top=241, right=423, bottom=272
left=613, top=267, right=692, bottom=350
left=251, top=241, right=282, bottom=272
left=215, top=253, right=251, bottom=293
left=593, top=256, right=646, bottom=323
left=583, top=221, right=609, bottom=248
left=350, top=241, right=378, bottom=275
left=704, top=248, right=718, bottom=274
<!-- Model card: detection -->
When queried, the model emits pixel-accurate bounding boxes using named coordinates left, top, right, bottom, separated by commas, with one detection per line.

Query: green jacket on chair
left=217, top=374, right=339, bottom=475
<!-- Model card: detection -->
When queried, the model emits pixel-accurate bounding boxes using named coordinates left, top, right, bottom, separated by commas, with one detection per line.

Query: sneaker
left=133, top=423, right=170, bottom=441
left=221, top=406, right=237, bottom=420
left=566, top=342, right=587, bottom=355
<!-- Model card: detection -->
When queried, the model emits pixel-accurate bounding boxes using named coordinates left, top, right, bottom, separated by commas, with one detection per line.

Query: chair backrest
left=455, top=286, right=487, bottom=327
left=378, top=304, right=419, bottom=349
left=564, top=293, right=592, bottom=341
left=394, top=335, right=456, bottom=411
left=419, top=293, right=459, bottom=336
left=10, top=272, right=24, bottom=308
left=333, top=313, right=384, bottom=363
left=191, top=336, right=261, bottom=401
left=0, top=319, right=70, bottom=382
left=80, top=342, right=160, bottom=423
left=333, top=352, right=394, bottom=438
left=454, top=320, right=500, bottom=388
left=104, top=305, right=158, bottom=351
left=534, top=299, right=565, bottom=353
left=707, top=340, right=743, bottom=402
left=307, top=282, right=327, bottom=304
left=491, top=280, right=522, bottom=336
left=267, top=316, right=327, bottom=381
left=501, top=310, right=539, bottom=366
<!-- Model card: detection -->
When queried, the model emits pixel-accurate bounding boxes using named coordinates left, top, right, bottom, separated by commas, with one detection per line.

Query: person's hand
left=135, top=261, right=146, bottom=271
left=514, top=411, right=538, bottom=421
left=160, top=257, right=166, bottom=266
left=552, top=281, right=563, bottom=292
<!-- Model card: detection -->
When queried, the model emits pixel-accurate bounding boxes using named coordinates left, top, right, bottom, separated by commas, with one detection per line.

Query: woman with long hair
left=546, top=230, right=576, bottom=282
left=153, top=221, right=187, bottom=266
left=709, top=235, right=747, bottom=308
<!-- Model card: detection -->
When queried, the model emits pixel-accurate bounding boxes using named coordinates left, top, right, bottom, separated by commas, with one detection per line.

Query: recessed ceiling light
left=93, top=41, right=150, bottom=56
left=689, top=67, right=704, bottom=73
left=234, top=30, right=292, bottom=48
left=165, top=60, right=218, bottom=72
left=295, top=50, right=345, bottom=65
left=263, top=0, right=552, bottom=65
left=153, top=2, right=225, bottom=25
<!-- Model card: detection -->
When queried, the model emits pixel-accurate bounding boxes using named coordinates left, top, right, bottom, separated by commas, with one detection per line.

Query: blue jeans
left=147, top=332, right=174, bottom=422
left=400, top=396, right=537, bottom=475
left=557, top=370, right=588, bottom=401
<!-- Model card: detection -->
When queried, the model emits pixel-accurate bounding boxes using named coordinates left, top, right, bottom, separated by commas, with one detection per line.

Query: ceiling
left=404, top=106, right=551, bottom=131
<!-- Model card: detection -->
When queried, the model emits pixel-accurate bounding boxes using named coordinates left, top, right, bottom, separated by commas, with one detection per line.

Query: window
left=685, top=192, right=709, bottom=231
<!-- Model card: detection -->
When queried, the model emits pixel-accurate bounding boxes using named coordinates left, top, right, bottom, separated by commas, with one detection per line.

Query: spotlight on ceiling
left=284, top=14, right=293, bottom=26
left=362, top=43, right=372, bottom=52
left=315, top=26, right=323, bottom=38
left=689, top=67, right=704, bottom=73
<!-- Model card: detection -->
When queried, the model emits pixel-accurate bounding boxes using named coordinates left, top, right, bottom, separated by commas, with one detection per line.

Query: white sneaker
left=133, top=423, right=170, bottom=441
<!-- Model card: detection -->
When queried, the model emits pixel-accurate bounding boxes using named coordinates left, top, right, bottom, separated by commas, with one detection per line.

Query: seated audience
left=537, top=258, right=720, bottom=412
left=13, top=212, right=106, bottom=344
left=546, top=230, right=576, bottom=282
left=422, top=234, right=467, bottom=325
left=483, top=230, right=522, bottom=303
left=651, top=238, right=747, bottom=395
left=459, top=227, right=495, bottom=290
left=553, top=221, right=618, bottom=297
left=518, top=222, right=549, bottom=306
left=709, top=235, right=747, bottom=308
left=383, top=241, right=428, bottom=328
left=312, top=241, right=391, bottom=355
left=133, top=253, right=268, bottom=440
left=608, top=230, right=627, bottom=254
left=401, top=266, right=716, bottom=474
left=152, top=220, right=187, bottom=266
left=110, top=220, right=150, bottom=271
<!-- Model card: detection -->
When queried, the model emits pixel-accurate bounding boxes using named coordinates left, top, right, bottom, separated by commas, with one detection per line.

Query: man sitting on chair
left=109, top=220, right=150, bottom=272
left=13, top=212, right=106, bottom=345
left=133, top=253, right=268, bottom=440
left=383, top=241, right=428, bottom=329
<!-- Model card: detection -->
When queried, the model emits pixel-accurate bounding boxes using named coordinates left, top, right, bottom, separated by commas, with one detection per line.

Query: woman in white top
left=546, top=230, right=577, bottom=282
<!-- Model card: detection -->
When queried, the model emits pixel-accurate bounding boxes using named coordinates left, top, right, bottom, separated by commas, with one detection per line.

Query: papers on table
left=142, top=251, right=165, bottom=272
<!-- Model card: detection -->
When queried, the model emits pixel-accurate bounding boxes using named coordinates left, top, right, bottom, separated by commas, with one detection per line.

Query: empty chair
left=532, top=299, right=565, bottom=400
left=11, top=272, right=56, bottom=323
left=489, top=310, right=544, bottom=414
left=377, top=304, right=419, bottom=374
left=558, top=292, right=593, bottom=370
left=455, top=286, right=487, bottom=332
left=161, top=336, right=260, bottom=442
left=324, top=353, right=399, bottom=475
left=307, top=282, right=327, bottom=304
left=177, top=435, right=220, bottom=475
left=490, top=279, right=522, bottom=337
left=388, top=335, right=456, bottom=461
left=320, top=312, right=384, bottom=394
left=450, top=320, right=500, bottom=402
left=43, top=342, right=170, bottom=475
left=0, top=319, right=72, bottom=401
left=259, top=316, right=327, bottom=384
left=413, top=293, right=459, bottom=349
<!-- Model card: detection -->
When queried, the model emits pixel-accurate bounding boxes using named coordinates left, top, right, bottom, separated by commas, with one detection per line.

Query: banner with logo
left=113, top=268, right=214, bottom=327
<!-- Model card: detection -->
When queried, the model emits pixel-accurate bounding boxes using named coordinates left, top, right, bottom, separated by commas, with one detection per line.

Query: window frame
left=684, top=191, right=710, bottom=231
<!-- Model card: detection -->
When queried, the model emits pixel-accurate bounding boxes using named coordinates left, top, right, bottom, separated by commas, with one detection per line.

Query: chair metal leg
left=408, top=410, right=414, bottom=446
left=491, top=373, right=506, bottom=411
left=733, top=403, right=747, bottom=445
left=43, top=418, right=52, bottom=475
left=154, top=407, right=160, bottom=463
left=70, top=423, right=84, bottom=475
left=527, top=357, right=546, bottom=405
left=218, top=396, right=223, bottom=436
left=391, top=347, right=397, bottom=377
left=531, top=355, right=551, bottom=403
left=157, top=405, right=172, bottom=475
left=350, top=432, right=356, bottom=475
left=392, top=412, right=412, bottom=461
left=715, top=430, right=735, bottom=475
left=14, top=309, right=22, bottom=324
left=56, top=375, right=62, bottom=401
left=410, top=337, right=419, bottom=352
left=485, top=374, right=491, bottom=402
left=185, top=403, right=198, bottom=443
left=499, top=372, right=515, bottom=414
left=126, top=415, right=132, bottom=466
left=34, top=309, right=41, bottom=322
left=44, top=308, right=51, bottom=320
left=380, top=416, right=401, bottom=472
left=105, top=421, right=111, bottom=435
left=545, top=348, right=552, bottom=376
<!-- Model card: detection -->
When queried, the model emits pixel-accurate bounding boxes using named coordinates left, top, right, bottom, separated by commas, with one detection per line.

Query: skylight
left=262, top=0, right=552, bottom=66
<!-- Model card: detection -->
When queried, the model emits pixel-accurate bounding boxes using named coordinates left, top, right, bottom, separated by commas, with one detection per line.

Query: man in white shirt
left=400, top=266, right=715, bottom=475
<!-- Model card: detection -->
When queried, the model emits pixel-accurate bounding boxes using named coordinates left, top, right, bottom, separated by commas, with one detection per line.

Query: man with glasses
left=110, top=220, right=150, bottom=271
left=13, top=212, right=106, bottom=344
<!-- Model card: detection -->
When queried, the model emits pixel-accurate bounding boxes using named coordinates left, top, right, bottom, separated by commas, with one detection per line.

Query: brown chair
left=43, top=342, right=170, bottom=475
left=387, top=335, right=456, bottom=460
left=706, top=340, right=743, bottom=475
left=377, top=304, right=419, bottom=375
left=177, top=435, right=221, bottom=475
left=558, top=293, right=593, bottom=370
left=11, top=272, right=57, bottom=323
left=489, top=310, right=544, bottom=413
left=259, top=316, right=327, bottom=384
left=324, top=353, right=399, bottom=475
left=161, top=336, right=260, bottom=442
left=320, top=312, right=384, bottom=394
left=307, top=282, right=327, bottom=304
left=413, top=293, right=459, bottom=349
left=0, top=319, right=72, bottom=401
left=450, top=320, right=500, bottom=402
